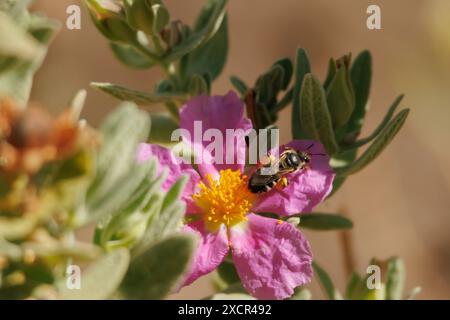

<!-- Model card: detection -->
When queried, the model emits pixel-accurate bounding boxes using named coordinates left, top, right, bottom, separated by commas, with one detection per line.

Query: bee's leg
left=276, top=177, right=289, bottom=190
left=259, top=154, right=276, bottom=168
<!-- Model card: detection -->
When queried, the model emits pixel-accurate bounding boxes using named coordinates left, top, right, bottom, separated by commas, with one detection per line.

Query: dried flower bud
left=0, top=99, right=93, bottom=174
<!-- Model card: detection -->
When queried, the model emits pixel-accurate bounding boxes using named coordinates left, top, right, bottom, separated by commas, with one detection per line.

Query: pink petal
left=181, top=221, right=230, bottom=287
left=230, top=214, right=313, bottom=300
left=179, top=91, right=253, bottom=176
left=137, top=143, right=200, bottom=213
left=252, top=140, right=335, bottom=216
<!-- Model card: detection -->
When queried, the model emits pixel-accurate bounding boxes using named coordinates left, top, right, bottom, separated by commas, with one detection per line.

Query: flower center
left=192, top=169, right=255, bottom=232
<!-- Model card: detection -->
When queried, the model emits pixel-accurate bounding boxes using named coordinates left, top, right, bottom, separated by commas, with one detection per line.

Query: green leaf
left=57, top=249, right=130, bottom=300
left=0, top=11, right=58, bottom=107
left=385, top=257, right=405, bottom=300
left=91, top=82, right=186, bottom=105
left=345, top=272, right=370, bottom=300
left=289, top=287, right=312, bottom=300
left=312, top=261, right=342, bottom=300
left=272, top=88, right=293, bottom=114
left=134, top=176, right=188, bottom=254
left=230, top=75, right=248, bottom=96
left=329, top=95, right=403, bottom=197
left=163, top=0, right=227, bottom=62
left=121, top=234, right=197, bottom=299
left=326, top=55, right=355, bottom=129
left=148, top=112, right=180, bottom=145
left=151, top=4, right=170, bottom=35
left=299, top=74, right=338, bottom=155
left=0, top=12, right=40, bottom=59
left=124, top=0, right=155, bottom=35
left=182, top=15, right=228, bottom=81
left=345, top=50, right=372, bottom=136
left=292, top=48, right=311, bottom=139
left=188, top=73, right=209, bottom=96
left=274, top=57, right=293, bottom=90
left=299, top=213, right=353, bottom=231
left=341, top=95, right=404, bottom=150
left=217, top=259, right=240, bottom=285
left=0, top=0, right=32, bottom=21
left=110, top=42, right=155, bottom=69
left=0, top=238, right=22, bottom=261
left=92, top=159, right=161, bottom=249
left=83, top=104, right=151, bottom=224
left=336, top=108, right=409, bottom=176
left=255, top=64, right=284, bottom=109
left=323, top=58, right=336, bottom=90
left=23, top=241, right=101, bottom=262
left=27, top=13, right=60, bottom=44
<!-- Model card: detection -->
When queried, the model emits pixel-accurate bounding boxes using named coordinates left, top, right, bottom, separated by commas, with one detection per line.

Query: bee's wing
left=250, top=173, right=280, bottom=186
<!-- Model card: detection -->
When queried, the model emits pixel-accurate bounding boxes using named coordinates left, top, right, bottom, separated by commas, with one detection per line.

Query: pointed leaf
left=292, top=48, right=311, bottom=139
left=312, top=261, right=342, bottom=300
left=299, top=74, right=338, bottom=155
left=58, top=249, right=130, bottom=300
left=121, top=234, right=197, bottom=299
left=299, top=213, right=353, bottom=231
left=346, top=50, right=372, bottom=135
left=110, top=42, right=155, bottom=69
left=91, top=82, right=186, bottom=105
left=163, top=0, right=227, bottom=62
left=341, top=94, right=404, bottom=150
left=230, top=75, right=247, bottom=96
left=385, top=257, right=405, bottom=300
left=182, top=14, right=228, bottom=81
left=336, top=109, right=409, bottom=176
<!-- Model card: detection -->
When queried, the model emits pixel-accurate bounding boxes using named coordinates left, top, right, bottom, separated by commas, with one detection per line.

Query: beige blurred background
left=30, top=0, right=450, bottom=299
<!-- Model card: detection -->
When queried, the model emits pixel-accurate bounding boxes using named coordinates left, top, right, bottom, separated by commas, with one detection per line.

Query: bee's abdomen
left=248, top=172, right=281, bottom=193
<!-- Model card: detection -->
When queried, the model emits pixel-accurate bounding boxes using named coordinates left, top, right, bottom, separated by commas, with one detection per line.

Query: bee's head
left=297, top=151, right=311, bottom=164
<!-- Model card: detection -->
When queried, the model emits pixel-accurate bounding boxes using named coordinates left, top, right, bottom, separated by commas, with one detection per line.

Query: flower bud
left=188, top=74, right=209, bottom=96
left=161, top=20, right=190, bottom=48
left=124, top=0, right=155, bottom=35
left=326, top=54, right=355, bottom=129
left=85, top=0, right=137, bottom=44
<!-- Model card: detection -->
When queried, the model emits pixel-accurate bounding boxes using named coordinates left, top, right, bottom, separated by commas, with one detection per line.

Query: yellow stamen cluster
left=193, top=169, right=255, bottom=232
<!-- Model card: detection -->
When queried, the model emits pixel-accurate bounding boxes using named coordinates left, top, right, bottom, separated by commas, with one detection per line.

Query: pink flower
left=138, top=91, right=335, bottom=300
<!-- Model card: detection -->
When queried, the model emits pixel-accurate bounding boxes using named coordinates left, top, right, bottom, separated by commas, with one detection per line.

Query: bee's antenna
left=310, top=153, right=326, bottom=157
left=306, top=143, right=315, bottom=150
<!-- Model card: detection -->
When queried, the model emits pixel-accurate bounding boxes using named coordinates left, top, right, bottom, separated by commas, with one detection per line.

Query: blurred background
left=30, top=0, right=450, bottom=299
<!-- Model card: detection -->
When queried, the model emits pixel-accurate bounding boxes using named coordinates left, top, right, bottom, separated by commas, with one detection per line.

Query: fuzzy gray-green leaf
left=91, top=82, right=186, bottom=105
left=385, top=257, right=405, bottom=300
left=58, top=249, right=130, bottom=300
left=121, top=234, right=197, bottom=299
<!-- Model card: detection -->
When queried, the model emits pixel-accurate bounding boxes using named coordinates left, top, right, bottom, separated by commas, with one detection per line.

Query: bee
left=248, top=144, right=321, bottom=194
